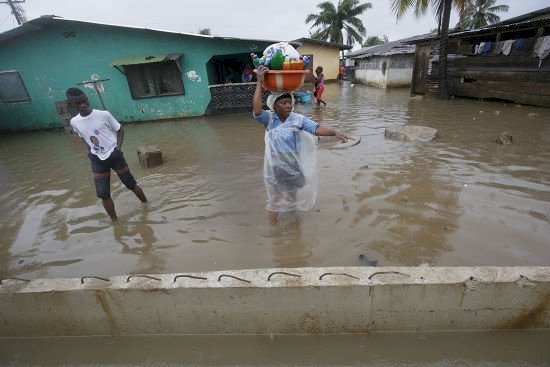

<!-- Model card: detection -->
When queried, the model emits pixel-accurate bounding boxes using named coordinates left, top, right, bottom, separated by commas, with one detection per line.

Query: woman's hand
left=335, top=130, right=354, bottom=143
left=254, top=66, right=269, bottom=83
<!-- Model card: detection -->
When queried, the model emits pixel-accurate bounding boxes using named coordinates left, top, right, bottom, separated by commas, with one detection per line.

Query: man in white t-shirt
left=67, top=87, right=147, bottom=221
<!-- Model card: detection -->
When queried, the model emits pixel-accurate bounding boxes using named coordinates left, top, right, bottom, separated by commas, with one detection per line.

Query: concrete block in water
left=385, top=125, right=437, bottom=142
left=137, top=146, right=163, bottom=168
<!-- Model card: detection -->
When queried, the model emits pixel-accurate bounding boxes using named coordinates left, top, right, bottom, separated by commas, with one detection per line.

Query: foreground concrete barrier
left=1, top=267, right=549, bottom=337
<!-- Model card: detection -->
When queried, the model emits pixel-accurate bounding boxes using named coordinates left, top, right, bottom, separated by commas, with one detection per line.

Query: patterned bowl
left=262, top=70, right=310, bottom=92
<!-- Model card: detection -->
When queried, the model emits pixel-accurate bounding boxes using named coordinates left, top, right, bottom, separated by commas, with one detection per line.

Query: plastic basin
left=262, top=70, right=310, bottom=92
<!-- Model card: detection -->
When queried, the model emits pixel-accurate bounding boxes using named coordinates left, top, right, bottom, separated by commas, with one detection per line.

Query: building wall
left=411, top=26, right=550, bottom=108
left=296, top=42, right=341, bottom=80
left=354, top=54, right=414, bottom=88
left=0, top=22, right=270, bottom=131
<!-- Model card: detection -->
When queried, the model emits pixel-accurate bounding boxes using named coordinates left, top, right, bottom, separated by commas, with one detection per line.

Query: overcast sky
left=0, top=0, right=548, bottom=50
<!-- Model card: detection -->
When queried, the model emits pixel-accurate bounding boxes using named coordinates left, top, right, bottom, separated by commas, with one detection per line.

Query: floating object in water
left=358, top=254, right=378, bottom=267
left=293, top=91, right=312, bottom=103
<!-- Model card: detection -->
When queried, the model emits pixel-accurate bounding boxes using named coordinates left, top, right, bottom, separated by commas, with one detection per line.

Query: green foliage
left=198, top=28, right=211, bottom=35
left=305, top=0, right=373, bottom=47
left=363, top=35, right=389, bottom=47
left=457, top=0, right=509, bottom=30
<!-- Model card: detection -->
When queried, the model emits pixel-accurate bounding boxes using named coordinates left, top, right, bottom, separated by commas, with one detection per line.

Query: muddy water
left=1, top=331, right=549, bottom=366
left=1, top=82, right=549, bottom=279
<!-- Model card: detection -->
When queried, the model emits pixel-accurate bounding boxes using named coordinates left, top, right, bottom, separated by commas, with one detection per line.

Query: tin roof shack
left=409, top=7, right=550, bottom=107
left=0, top=16, right=277, bottom=132
left=346, top=36, right=426, bottom=88
left=291, top=38, right=352, bottom=83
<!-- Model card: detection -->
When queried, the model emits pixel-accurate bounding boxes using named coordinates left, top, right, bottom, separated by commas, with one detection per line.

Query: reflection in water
left=1, top=83, right=550, bottom=278
left=263, top=212, right=313, bottom=268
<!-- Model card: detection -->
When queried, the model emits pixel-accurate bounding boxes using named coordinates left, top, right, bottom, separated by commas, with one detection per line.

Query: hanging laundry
left=502, top=39, right=515, bottom=55
left=492, top=41, right=504, bottom=55
left=480, top=41, right=492, bottom=55
left=533, top=36, right=550, bottom=68
left=476, top=42, right=486, bottom=55
left=514, top=38, right=525, bottom=49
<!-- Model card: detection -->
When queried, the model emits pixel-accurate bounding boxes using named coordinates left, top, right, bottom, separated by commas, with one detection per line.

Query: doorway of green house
left=207, top=53, right=255, bottom=85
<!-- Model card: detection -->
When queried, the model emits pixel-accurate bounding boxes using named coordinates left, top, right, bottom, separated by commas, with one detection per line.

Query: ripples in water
left=1, top=83, right=550, bottom=278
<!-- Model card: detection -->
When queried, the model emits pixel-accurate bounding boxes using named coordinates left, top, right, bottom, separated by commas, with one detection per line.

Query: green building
left=0, top=16, right=277, bottom=132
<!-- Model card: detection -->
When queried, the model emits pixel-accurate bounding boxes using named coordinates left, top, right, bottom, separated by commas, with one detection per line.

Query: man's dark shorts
left=89, top=148, right=137, bottom=199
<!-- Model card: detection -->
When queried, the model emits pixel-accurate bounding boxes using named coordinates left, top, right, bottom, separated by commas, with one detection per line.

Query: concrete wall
left=0, top=21, right=272, bottom=131
left=1, top=266, right=549, bottom=337
left=354, top=54, right=414, bottom=88
left=297, top=42, right=341, bottom=80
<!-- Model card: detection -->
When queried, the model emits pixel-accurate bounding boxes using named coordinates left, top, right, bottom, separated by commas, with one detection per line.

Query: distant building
left=291, top=38, right=352, bottom=83
left=0, top=16, right=280, bottom=132
left=345, top=35, right=428, bottom=88
left=409, top=7, right=550, bottom=107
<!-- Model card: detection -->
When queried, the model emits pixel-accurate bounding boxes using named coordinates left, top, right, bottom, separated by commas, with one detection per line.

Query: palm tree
left=363, top=35, right=389, bottom=47
left=306, top=0, right=373, bottom=58
left=390, top=0, right=469, bottom=99
left=458, top=0, right=509, bottom=30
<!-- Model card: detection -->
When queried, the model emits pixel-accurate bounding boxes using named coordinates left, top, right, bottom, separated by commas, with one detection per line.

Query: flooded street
left=1, top=82, right=550, bottom=279
left=1, top=330, right=550, bottom=366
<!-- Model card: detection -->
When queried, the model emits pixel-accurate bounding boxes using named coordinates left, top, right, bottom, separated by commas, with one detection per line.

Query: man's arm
left=253, top=66, right=269, bottom=116
left=116, top=125, right=124, bottom=150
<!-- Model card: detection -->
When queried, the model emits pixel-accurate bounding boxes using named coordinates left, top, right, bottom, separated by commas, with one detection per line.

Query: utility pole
left=0, top=0, right=27, bottom=25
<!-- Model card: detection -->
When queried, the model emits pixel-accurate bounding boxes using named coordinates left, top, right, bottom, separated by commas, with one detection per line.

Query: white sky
left=0, top=0, right=548, bottom=50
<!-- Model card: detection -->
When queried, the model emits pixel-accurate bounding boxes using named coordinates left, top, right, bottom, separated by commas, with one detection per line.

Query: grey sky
left=0, top=0, right=547, bottom=50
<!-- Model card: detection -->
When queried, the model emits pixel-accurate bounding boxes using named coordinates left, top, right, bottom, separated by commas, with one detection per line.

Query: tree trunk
left=438, top=0, right=452, bottom=100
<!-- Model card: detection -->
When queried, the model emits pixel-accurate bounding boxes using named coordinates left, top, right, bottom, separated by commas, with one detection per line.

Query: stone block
left=137, top=146, right=163, bottom=168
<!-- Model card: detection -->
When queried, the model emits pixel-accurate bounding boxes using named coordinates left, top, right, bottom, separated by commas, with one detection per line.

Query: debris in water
left=358, top=254, right=378, bottom=267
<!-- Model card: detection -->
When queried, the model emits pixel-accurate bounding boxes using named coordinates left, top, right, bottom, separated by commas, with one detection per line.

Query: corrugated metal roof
left=346, top=34, right=432, bottom=58
left=408, top=11, right=550, bottom=43
left=291, top=37, right=353, bottom=50
left=110, top=53, right=181, bottom=66
left=0, top=15, right=287, bottom=46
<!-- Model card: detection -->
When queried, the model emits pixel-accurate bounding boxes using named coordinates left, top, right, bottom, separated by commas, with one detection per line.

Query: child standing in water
left=252, top=65, right=352, bottom=224
left=314, top=66, right=327, bottom=106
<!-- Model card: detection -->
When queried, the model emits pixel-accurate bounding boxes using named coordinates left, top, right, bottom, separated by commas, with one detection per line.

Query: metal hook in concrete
left=0, top=277, right=30, bottom=285
left=217, top=274, right=251, bottom=283
left=368, top=271, right=410, bottom=280
left=126, top=275, right=161, bottom=283
left=319, top=272, right=359, bottom=280
left=80, top=276, right=110, bottom=284
left=174, top=275, right=207, bottom=282
left=267, top=271, right=302, bottom=281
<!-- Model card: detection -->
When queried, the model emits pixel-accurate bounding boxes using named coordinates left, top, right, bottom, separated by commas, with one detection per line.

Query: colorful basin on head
left=262, top=70, right=310, bottom=92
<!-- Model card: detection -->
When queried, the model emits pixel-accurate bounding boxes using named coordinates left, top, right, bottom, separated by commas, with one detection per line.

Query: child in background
left=314, top=66, right=327, bottom=106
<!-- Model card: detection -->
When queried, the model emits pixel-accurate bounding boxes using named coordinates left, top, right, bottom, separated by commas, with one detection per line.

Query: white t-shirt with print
left=70, top=109, right=121, bottom=160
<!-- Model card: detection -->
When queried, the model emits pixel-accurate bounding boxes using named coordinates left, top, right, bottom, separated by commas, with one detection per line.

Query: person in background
left=242, top=65, right=253, bottom=83
left=253, top=65, right=353, bottom=224
left=66, top=87, right=147, bottom=222
left=339, top=63, right=345, bottom=80
left=314, top=66, right=327, bottom=106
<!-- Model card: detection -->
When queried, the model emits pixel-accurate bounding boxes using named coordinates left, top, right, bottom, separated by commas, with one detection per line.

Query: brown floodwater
left=1, top=82, right=549, bottom=279
left=1, top=330, right=550, bottom=366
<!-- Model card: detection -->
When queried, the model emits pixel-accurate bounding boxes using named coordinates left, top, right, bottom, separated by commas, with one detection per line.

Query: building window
left=124, top=61, right=185, bottom=99
left=0, top=71, right=31, bottom=103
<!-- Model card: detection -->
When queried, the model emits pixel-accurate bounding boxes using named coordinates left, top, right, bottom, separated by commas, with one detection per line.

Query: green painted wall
left=0, top=20, right=271, bottom=132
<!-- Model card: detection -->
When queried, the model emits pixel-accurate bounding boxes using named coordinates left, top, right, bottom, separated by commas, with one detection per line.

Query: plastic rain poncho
left=263, top=100, right=318, bottom=213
